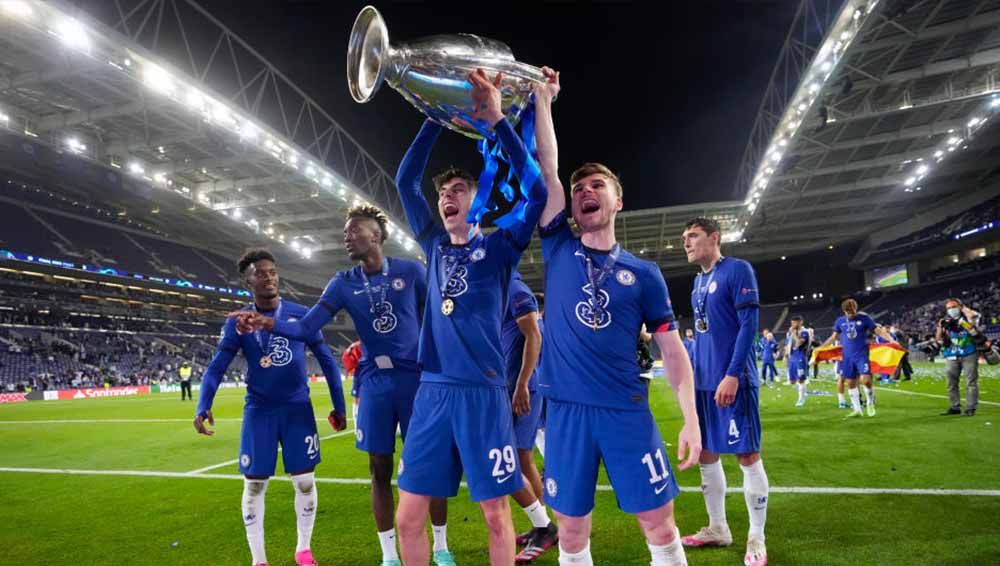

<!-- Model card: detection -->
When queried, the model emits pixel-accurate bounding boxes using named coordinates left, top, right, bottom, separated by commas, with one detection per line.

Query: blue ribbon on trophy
left=347, top=5, right=547, bottom=231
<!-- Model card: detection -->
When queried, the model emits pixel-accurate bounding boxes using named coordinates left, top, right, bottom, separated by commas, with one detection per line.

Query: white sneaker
left=681, top=524, right=732, bottom=547
left=867, top=403, right=876, bottom=417
left=744, top=537, right=767, bottom=566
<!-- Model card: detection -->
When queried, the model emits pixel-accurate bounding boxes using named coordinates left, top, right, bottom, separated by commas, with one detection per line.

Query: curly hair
left=237, top=248, right=276, bottom=275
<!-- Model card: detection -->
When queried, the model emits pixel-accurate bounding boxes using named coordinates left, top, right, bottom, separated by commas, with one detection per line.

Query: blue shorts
left=398, top=382, right=522, bottom=502
left=788, top=355, right=807, bottom=382
left=239, top=402, right=319, bottom=477
left=543, top=401, right=679, bottom=517
left=511, top=388, right=542, bottom=451
left=696, top=386, right=761, bottom=455
left=355, top=368, right=420, bottom=455
left=838, top=354, right=870, bottom=379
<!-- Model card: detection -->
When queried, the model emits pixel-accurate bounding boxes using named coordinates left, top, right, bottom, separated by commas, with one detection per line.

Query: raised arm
left=395, top=120, right=444, bottom=245
left=533, top=67, right=565, bottom=228
left=231, top=277, right=343, bottom=339
left=467, top=69, right=549, bottom=249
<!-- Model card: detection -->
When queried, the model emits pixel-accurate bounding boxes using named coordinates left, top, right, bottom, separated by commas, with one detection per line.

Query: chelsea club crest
left=616, top=269, right=636, bottom=286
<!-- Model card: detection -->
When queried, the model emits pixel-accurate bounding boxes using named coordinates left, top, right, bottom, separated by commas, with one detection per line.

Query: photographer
left=936, top=299, right=980, bottom=416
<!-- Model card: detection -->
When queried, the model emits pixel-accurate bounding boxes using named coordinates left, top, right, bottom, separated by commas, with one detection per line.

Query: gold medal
left=441, top=297, right=455, bottom=316
left=259, top=355, right=273, bottom=368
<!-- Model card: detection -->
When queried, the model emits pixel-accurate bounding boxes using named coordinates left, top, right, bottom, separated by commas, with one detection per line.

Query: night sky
left=181, top=0, right=797, bottom=211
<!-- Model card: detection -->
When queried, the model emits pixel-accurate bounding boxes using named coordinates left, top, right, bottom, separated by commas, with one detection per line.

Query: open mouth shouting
left=579, top=195, right=602, bottom=216
left=442, top=201, right=461, bottom=221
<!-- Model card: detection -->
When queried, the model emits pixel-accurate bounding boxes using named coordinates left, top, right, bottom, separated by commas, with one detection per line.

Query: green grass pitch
left=1, top=361, right=998, bottom=565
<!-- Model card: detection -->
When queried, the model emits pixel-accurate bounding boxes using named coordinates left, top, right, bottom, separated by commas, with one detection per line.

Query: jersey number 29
left=489, top=445, right=516, bottom=477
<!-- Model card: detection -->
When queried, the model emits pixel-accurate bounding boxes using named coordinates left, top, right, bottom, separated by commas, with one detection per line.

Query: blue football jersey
left=538, top=215, right=676, bottom=411
left=691, top=257, right=760, bottom=392
left=394, top=119, right=547, bottom=388
left=501, top=274, right=540, bottom=391
left=834, top=313, right=876, bottom=358
left=416, top=230, right=525, bottom=386
left=316, top=257, right=426, bottom=376
left=759, top=337, right=775, bottom=361
left=788, top=329, right=810, bottom=356
left=213, top=301, right=312, bottom=409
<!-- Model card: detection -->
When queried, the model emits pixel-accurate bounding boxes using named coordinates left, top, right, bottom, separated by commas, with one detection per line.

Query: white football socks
left=849, top=387, right=862, bottom=412
left=242, top=478, right=269, bottom=565
left=864, top=386, right=874, bottom=407
left=741, top=459, right=769, bottom=541
left=523, top=500, right=551, bottom=528
left=559, top=540, right=593, bottom=565
left=648, top=528, right=687, bottom=566
left=699, top=460, right=728, bottom=528
left=377, top=528, right=399, bottom=561
left=292, top=473, right=317, bottom=553
left=797, top=382, right=806, bottom=402
left=432, top=523, right=449, bottom=552
left=837, top=392, right=846, bottom=405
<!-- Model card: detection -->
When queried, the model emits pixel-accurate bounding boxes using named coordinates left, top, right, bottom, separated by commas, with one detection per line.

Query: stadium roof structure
left=3, top=1, right=1000, bottom=291
left=0, top=0, right=419, bottom=287
left=728, top=0, right=1000, bottom=264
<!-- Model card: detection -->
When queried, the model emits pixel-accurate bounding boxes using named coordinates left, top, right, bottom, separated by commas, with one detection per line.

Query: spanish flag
left=869, top=343, right=907, bottom=375
left=809, top=345, right=842, bottom=365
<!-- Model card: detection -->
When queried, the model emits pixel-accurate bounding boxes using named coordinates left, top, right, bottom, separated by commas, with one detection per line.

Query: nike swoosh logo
left=728, top=438, right=741, bottom=445
left=655, top=483, right=670, bottom=494
left=353, top=289, right=368, bottom=295
left=497, top=474, right=514, bottom=484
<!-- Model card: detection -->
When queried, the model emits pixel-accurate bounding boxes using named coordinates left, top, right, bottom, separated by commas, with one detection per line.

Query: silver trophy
left=347, top=5, right=545, bottom=139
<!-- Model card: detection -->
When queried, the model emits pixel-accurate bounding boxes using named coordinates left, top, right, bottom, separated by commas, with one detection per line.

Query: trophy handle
left=347, top=5, right=390, bottom=103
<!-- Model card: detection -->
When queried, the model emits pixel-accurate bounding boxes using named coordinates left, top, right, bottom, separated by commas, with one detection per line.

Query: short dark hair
left=238, top=248, right=276, bottom=275
left=945, top=297, right=963, bottom=306
left=790, top=315, right=804, bottom=323
left=433, top=167, right=476, bottom=192
left=347, top=204, right=389, bottom=244
left=570, top=162, right=623, bottom=197
left=684, top=217, right=721, bottom=236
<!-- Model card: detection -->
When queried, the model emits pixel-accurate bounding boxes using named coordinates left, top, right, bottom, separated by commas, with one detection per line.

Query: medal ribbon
left=582, top=244, right=621, bottom=329
left=252, top=300, right=283, bottom=357
left=437, top=234, right=483, bottom=302
left=358, top=258, right=390, bottom=314
left=694, top=258, right=723, bottom=327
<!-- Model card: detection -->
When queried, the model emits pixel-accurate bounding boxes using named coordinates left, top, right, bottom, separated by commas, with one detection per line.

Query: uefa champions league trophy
left=347, top=5, right=545, bottom=139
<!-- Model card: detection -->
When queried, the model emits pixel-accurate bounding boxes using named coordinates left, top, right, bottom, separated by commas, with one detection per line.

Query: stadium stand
left=865, top=195, right=1000, bottom=265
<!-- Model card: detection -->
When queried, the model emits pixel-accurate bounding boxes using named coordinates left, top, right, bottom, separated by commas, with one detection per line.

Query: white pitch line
left=0, top=466, right=998, bottom=497
left=874, top=387, right=1000, bottom=407
left=186, top=428, right=356, bottom=474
